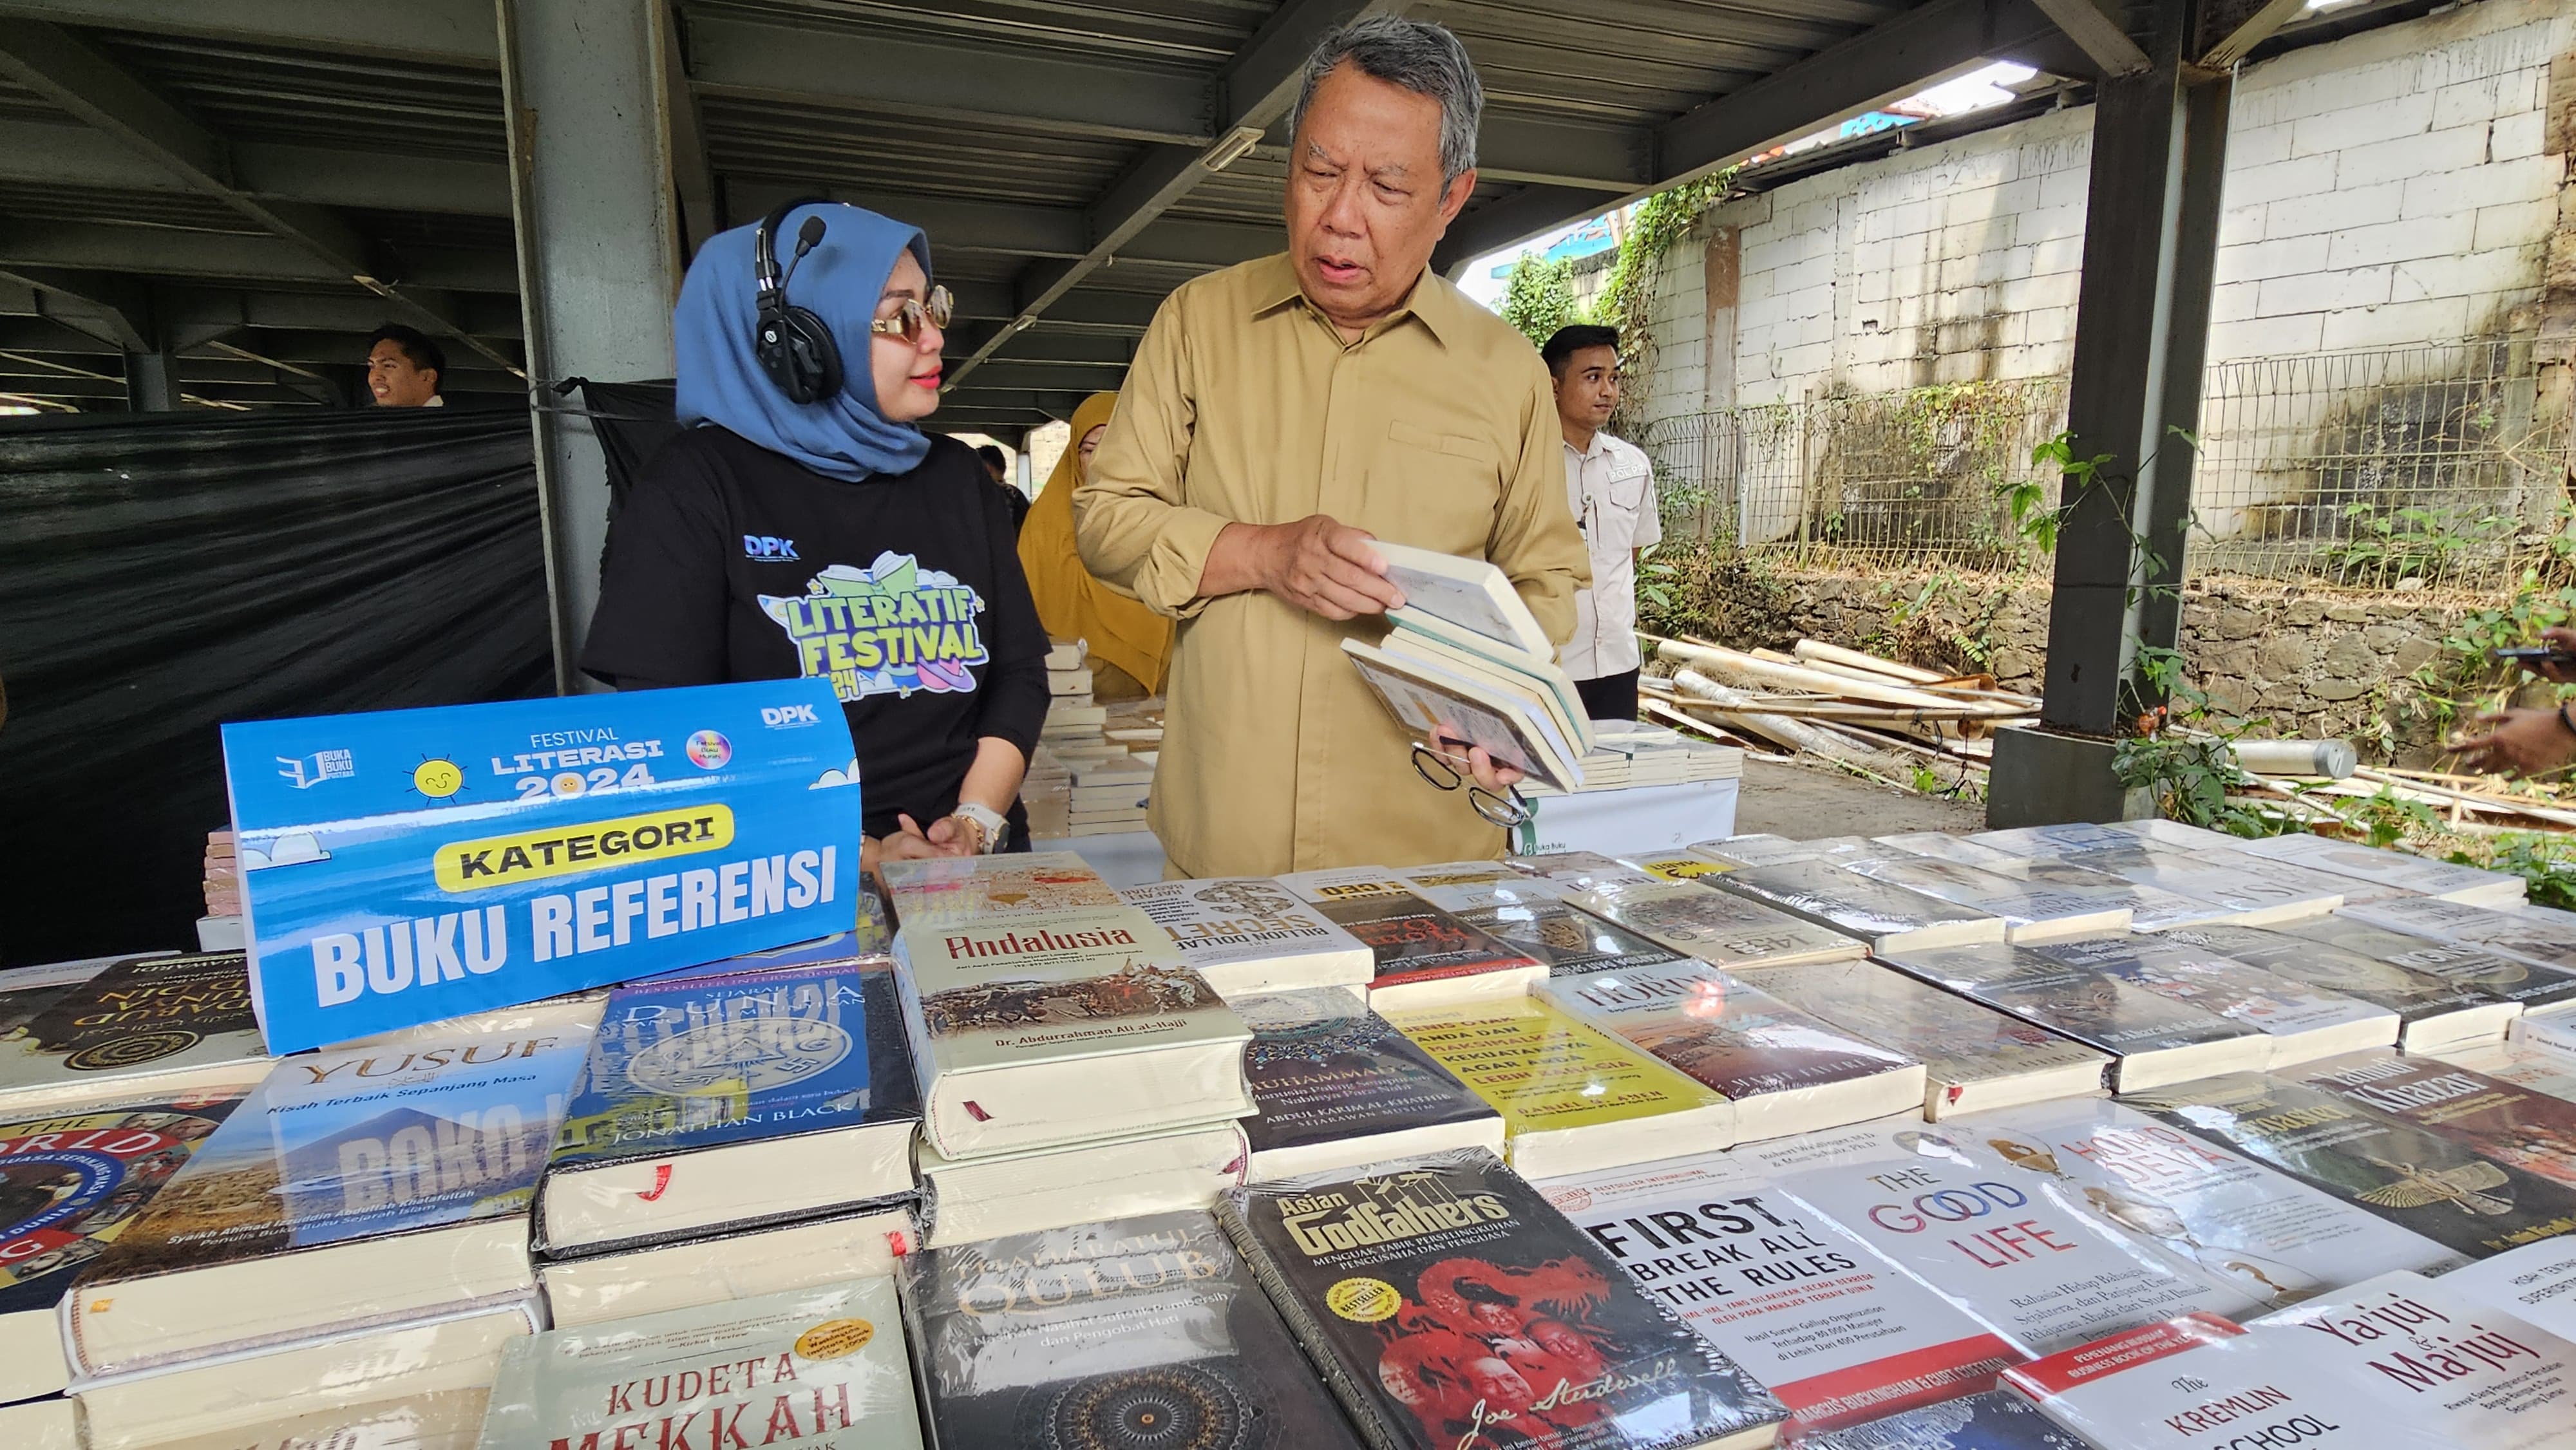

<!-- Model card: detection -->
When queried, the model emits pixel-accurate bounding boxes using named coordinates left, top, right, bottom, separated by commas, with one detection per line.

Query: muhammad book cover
left=2119, top=1071, right=2576, bottom=1259
left=1382, top=997, right=1734, bottom=1180
left=1711, top=860, right=2005, bottom=952
left=1236, top=989, right=1501, bottom=1182
left=2340, top=896, right=2576, bottom=978
left=1732, top=961, right=2110, bottom=1120
left=900, top=1210, right=1363, bottom=1450
left=1833, top=855, right=2134, bottom=942
left=2246, top=1270, right=2576, bottom=1447
left=2150, top=921, right=2519, bottom=1052
left=476, top=1278, right=922, bottom=1450
left=537, top=961, right=920, bottom=1255
left=1537, top=962, right=1924, bottom=1143
left=1766, top=1122, right=2264, bottom=1356
left=1119, top=877, right=1376, bottom=998
left=2236, top=833, right=2527, bottom=908
left=62, top=1001, right=596, bottom=1378
left=0, top=952, right=272, bottom=1115
left=2022, top=933, right=2399, bottom=1067
left=0, top=1084, right=250, bottom=1405
left=879, top=851, right=1122, bottom=928
left=1219, top=1149, right=1789, bottom=1450
left=1801, top=1390, right=2085, bottom=1450
left=1877, top=943, right=2267, bottom=1092
left=1280, top=869, right=1547, bottom=1011
left=1537, top=1151, right=2020, bottom=1436
left=2287, top=1050, right=2576, bottom=1194
left=893, top=905, right=1253, bottom=1160
left=1962, top=1098, right=2465, bottom=1311
left=1567, top=881, right=1861, bottom=971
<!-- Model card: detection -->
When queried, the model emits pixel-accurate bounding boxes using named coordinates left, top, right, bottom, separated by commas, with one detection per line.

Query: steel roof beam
left=151, top=286, right=525, bottom=341
left=2028, top=0, right=2152, bottom=76
left=0, top=263, right=150, bottom=350
left=0, top=119, right=515, bottom=216
left=2196, top=0, right=2308, bottom=68
left=0, top=0, right=497, bottom=65
left=0, top=20, right=519, bottom=373
left=943, top=362, right=1132, bottom=393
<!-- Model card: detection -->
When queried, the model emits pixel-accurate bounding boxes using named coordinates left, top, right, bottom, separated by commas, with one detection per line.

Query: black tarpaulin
left=571, top=378, right=679, bottom=513
left=0, top=406, right=550, bottom=967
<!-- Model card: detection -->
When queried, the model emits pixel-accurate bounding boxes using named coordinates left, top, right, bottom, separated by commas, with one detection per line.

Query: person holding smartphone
left=2455, top=625, right=2576, bottom=776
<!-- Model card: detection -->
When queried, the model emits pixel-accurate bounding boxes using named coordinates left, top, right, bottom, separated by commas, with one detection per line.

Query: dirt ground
left=1731, top=756, right=1987, bottom=838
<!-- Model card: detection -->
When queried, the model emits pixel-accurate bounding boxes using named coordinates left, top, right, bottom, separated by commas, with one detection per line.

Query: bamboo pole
left=1792, top=639, right=1947, bottom=684
left=1657, top=638, right=1993, bottom=711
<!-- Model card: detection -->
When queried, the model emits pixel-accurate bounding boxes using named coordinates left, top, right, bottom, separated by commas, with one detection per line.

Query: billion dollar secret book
left=1219, top=1148, right=1790, bottom=1450
left=62, top=1001, right=596, bottom=1379
left=537, top=961, right=920, bottom=1255
left=893, top=905, right=1252, bottom=1159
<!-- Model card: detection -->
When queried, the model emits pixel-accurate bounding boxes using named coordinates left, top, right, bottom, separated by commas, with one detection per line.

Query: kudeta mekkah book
left=220, top=678, right=860, bottom=1052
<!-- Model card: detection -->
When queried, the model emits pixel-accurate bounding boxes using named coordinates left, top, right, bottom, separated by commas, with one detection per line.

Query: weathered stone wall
left=1709, top=567, right=2474, bottom=760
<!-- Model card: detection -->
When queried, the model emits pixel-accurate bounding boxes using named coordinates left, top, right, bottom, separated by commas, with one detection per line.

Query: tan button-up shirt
left=1075, top=253, right=1589, bottom=878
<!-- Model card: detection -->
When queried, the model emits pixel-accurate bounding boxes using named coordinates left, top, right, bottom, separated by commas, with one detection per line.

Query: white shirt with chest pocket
left=1561, top=431, right=1660, bottom=680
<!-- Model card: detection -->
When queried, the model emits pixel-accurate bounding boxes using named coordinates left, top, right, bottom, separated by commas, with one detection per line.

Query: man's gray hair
left=1289, top=15, right=1483, bottom=186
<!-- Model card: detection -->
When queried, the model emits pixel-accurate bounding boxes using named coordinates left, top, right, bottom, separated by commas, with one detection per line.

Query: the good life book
left=893, top=905, right=1253, bottom=1159
left=1279, top=869, right=1547, bottom=1010
left=1537, top=961, right=1925, bottom=1143
left=0, top=1082, right=256, bottom=1405
left=2153, top=921, right=2520, bottom=1051
left=1732, top=960, right=2110, bottom=1119
left=1383, top=995, right=1735, bottom=1179
left=1537, top=1150, right=2022, bottom=1436
left=0, top=951, right=272, bottom=1115
left=1220, top=1148, right=1790, bottom=1450
left=1877, top=942, right=2268, bottom=1091
left=476, top=1277, right=922, bottom=1450
left=1234, top=988, right=1501, bottom=1182
left=900, top=1209, right=1363, bottom=1450
left=538, top=961, right=921, bottom=1255
left=63, top=1001, right=596, bottom=1378
left=1117, top=876, right=1376, bottom=998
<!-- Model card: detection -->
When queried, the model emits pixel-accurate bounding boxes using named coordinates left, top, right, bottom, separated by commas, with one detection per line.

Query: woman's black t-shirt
left=580, top=426, right=1048, bottom=840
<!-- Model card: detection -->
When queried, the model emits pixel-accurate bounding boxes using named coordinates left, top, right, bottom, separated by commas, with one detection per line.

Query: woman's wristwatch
left=950, top=802, right=1010, bottom=854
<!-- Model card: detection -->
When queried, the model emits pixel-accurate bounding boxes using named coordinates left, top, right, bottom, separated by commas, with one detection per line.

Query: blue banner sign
left=222, top=679, right=860, bottom=1052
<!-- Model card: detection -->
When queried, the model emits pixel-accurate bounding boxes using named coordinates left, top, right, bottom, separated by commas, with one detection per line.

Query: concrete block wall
left=1633, top=0, right=2576, bottom=425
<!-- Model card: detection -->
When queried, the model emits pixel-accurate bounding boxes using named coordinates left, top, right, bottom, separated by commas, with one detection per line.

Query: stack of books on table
left=1062, top=754, right=1152, bottom=835
left=882, top=853, right=1257, bottom=1248
left=198, top=831, right=238, bottom=921
left=1537, top=722, right=1743, bottom=796
left=1041, top=637, right=1092, bottom=702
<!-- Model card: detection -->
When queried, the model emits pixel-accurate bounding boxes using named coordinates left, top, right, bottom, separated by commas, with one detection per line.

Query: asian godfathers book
left=1537, top=1151, right=2022, bottom=1436
left=476, top=1277, right=922, bottom=1450
left=1220, top=1149, right=1790, bottom=1450
left=62, top=1000, right=596, bottom=1378
left=900, top=1210, right=1363, bottom=1450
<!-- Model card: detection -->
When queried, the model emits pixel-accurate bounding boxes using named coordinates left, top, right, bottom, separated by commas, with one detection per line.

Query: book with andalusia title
left=476, top=1277, right=923, bottom=1450
left=1234, top=988, right=1501, bottom=1182
left=1537, top=1151, right=2022, bottom=1435
left=1220, top=1149, right=1790, bottom=1450
left=1382, top=995, right=1734, bottom=1179
left=893, top=905, right=1253, bottom=1160
left=536, top=961, right=920, bottom=1254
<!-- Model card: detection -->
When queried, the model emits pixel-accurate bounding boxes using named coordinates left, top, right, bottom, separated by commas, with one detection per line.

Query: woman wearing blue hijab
left=583, top=202, right=1048, bottom=877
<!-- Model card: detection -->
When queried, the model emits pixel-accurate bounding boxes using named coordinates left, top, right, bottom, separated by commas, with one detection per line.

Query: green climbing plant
left=1497, top=254, right=1586, bottom=349
left=1591, top=169, right=1737, bottom=431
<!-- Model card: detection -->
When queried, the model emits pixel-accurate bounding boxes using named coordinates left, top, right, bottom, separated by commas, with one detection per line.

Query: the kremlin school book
left=900, top=1210, right=1364, bottom=1450
left=537, top=961, right=920, bottom=1255
left=1117, top=877, right=1376, bottom=997
left=1536, top=963, right=1924, bottom=1143
left=1234, top=989, right=1501, bottom=1182
left=62, top=1001, right=598, bottom=1379
left=1382, top=997, right=1734, bottom=1180
left=1219, top=1149, right=1790, bottom=1450
left=1537, top=1151, right=2022, bottom=1436
left=475, top=1277, right=923, bottom=1450
left=0, top=1083, right=252, bottom=1406
left=893, top=905, right=1251, bottom=1160
left=2119, top=1071, right=2576, bottom=1259
left=0, top=952, right=270, bottom=1113
left=1278, top=869, right=1546, bottom=1010
left=1731, top=962, right=2110, bottom=1120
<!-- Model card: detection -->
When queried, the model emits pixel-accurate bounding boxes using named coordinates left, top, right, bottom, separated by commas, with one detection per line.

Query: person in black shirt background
left=583, top=200, right=1047, bottom=880
left=973, top=444, right=1032, bottom=536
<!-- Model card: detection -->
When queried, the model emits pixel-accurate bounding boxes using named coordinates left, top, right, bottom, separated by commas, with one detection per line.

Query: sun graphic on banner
left=411, top=757, right=465, bottom=800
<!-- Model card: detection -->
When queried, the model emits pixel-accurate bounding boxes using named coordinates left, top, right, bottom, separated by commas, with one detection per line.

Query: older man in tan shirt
left=1076, top=17, right=1588, bottom=878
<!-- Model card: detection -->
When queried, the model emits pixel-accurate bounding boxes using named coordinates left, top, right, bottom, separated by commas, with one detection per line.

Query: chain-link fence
left=1640, top=335, right=2567, bottom=593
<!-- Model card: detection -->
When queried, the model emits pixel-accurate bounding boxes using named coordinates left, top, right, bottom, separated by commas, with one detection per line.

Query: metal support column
left=122, top=343, right=176, bottom=410
left=1993, top=0, right=2231, bottom=824
left=498, top=0, right=687, bottom=693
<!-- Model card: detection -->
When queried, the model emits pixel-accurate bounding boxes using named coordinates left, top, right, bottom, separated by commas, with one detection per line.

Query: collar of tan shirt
left=1245, top=252, right=1464, bottom=348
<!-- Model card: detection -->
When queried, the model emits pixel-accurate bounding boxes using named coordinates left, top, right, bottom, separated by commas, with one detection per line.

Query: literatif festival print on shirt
left=757, top=551, right=989, bottom=702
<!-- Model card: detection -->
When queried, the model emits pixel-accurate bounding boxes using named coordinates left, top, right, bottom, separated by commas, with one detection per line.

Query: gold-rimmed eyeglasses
left=869, top=285, right=952, bottom=343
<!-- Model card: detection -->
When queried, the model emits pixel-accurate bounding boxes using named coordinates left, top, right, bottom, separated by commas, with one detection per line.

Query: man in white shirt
left=1545, top=325, right=1658, bottom=720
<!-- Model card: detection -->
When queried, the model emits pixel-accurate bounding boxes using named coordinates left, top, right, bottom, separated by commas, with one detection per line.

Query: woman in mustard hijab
left=1018, top=391, right=1172, bottom=697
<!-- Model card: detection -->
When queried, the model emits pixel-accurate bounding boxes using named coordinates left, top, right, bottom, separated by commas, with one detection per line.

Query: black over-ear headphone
left=753, top=196, right=840, bottom=404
